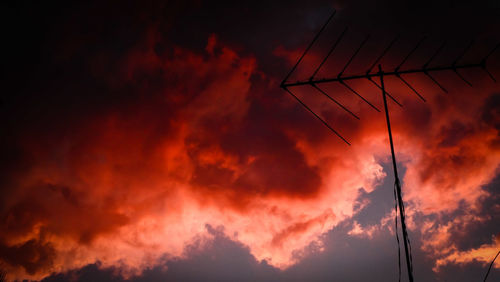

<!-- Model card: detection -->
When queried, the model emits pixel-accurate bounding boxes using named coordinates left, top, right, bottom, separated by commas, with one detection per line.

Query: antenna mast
left=281, top=10, right=498, bottom=282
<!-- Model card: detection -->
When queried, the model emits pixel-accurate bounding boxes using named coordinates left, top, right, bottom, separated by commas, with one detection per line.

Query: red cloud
left=1, top=30, right=499, bottom=281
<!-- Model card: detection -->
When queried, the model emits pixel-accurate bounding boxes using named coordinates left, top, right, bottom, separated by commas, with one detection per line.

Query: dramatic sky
left=2, top=1, right=500, bottom=281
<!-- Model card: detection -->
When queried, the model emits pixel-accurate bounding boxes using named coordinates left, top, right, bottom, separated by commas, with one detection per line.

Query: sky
left=1, top=0, right=500, bottom=281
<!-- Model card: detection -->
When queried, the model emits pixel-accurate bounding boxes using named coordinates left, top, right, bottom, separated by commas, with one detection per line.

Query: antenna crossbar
left=282, top=62, right=483, bottom=88
left=280, top=9, right=498, bottom=282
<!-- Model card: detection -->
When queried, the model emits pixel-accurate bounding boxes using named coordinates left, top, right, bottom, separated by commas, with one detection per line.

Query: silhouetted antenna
left=424, top=69, right=448, bottom=93
left=395, top=36, right=426, bottom=72
left=481, top=43, right=500, bottom=82
left=311, top=84, right=360, bottom=120
left=453, top=39, right=474, bottom=66
left=339, top=34, right=370, bottom=76
left=280, top=9, right=499, bottom=282
left=367, top=79, right=403, bottom=106
left=311, top=26, right=348, bottom=80
left=341, top=80, right=380, bottom=112
left=366, top=35, right=405, bottom=105
left=423, top=41, right=446, bottom=68
left=283, top=87, right=351, bottom=145
left=282, top=10, right=336, bottom=84
left=397, top=73, right=426, bottom=101
left=483, top=43, right=500, bottom=63
left=367, top=35, right=400, bottom=74
left=484, top=250, right=500, bottom=282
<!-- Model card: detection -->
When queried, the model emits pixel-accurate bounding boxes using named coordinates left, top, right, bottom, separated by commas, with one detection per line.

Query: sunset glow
left=1, top=1, right=499, bottom=281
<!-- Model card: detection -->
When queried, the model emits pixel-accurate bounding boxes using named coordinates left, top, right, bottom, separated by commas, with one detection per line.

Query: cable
left=394, top=182, right=401, bottom=282
left=282, top=10, right=336, bottom=85
left=399, top=179, right=414, bottom=276
left=394, top=179, right=414, bottom=281
left=484, top=250, right=500, bottom=282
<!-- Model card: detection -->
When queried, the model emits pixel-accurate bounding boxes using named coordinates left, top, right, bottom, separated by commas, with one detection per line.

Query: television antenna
left=281, top=10, right=498, bottom=282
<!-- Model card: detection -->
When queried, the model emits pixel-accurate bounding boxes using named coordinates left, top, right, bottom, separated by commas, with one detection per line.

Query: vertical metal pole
left=378, top=65, right=414, bottom=282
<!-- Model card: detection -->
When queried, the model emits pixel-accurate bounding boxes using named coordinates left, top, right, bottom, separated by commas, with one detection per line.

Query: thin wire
left=338, top=35, right=370, bottom=76
left=484, top=250, right=500, bottom=282
left=311, top=84, right=360, bottom=119
left=482, top=43, right=500, bottom=63
left=453, top=40, right=474, bottom=66
left=394, top=182, right=402, bottom=282
left=423, top=41, right=446, bottom=68
left=396, top=74, right=426, bottom=102
left=397, top=178, right=414, bottom=276
left=482, top=66, right=497, bottom=82
left=425, top=72, right=448, bottom=93
left=366, top=35, right=400, bottom=74
left=282, top=10, right=336, bottom=85
left=366, top=78, right=403, bottom=107
left=340, top=81, right=381, bottom=112
left=311, top=27, right=348, bottom=79
left=396, top=36, right=426, bottom=71
left=283, top=87, right=351, bottom=145
left=453, top=69, right=473, bottom=87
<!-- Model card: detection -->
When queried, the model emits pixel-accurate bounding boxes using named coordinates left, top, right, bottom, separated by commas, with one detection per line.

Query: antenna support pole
left=378, top=65, right=414, bottom=282
left=281, top=11, right=498, bottom=280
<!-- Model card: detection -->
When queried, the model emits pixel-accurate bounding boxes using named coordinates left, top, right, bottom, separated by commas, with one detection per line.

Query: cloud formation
left=1, top=1, right=499, bottom=281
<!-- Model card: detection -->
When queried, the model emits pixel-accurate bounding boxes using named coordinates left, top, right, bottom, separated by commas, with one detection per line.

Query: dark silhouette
left=281, top=9, right=499, bottom=282
left=484, top=250, right=500, bottom=282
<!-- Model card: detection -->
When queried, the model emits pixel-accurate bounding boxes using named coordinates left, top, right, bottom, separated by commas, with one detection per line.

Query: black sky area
left=1, top=0, right=500, bottom=281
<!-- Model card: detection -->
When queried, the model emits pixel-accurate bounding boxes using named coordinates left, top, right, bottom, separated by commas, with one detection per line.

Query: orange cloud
left=434, top=234, right=500, bottom=271
left=1, top=30, right=499, bottom=281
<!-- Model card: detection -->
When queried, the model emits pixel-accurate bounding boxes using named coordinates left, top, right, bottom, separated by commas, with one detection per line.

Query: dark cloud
left=1, top=0, right=499, bottom=280
left=445, top=174, right=500, bottom=252
left=1, top=182, right=130, bottom=247
left=0, top=239, right=55, bottom=275
left=481, top=93, right=500, bottom=148
left=43, top=225, right=281, bottom=282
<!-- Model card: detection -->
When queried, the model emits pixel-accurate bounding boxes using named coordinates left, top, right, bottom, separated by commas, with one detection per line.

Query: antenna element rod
left=282, top=10, right=336, bottom=85
left=283, top=87, right=351, bottom=145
